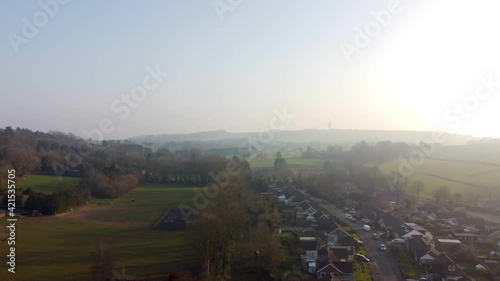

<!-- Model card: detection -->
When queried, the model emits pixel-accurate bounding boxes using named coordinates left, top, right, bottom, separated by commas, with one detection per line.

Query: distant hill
left=128, top=129, right=476, bottom=146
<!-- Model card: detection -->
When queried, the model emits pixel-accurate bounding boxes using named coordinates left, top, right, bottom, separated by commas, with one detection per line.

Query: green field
left=432, top=143, right=500, bottom=165
left=17, top=175, right=82, bottom=194
left=249, top=150, right=333, bottom=169
left=379, top=157, right=500, bottom=199
left=0, top=182, right=204, bottom=281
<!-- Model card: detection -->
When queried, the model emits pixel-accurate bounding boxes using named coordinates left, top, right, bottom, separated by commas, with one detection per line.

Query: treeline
left=0, top=182, right=91, bottom=215
left=85, top=170, right=138, bottom=198
left=24, top=184, right=91, bottom=215
left=0, top=127, right=251, bottom=200
left=302, top=140, right=414, bottom=163
left=190, top=178, right=284, bottom=280
left=303, top=163, right=387, bottom=202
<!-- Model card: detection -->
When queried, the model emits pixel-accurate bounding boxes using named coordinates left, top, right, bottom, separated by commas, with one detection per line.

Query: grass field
left=379, top=157, right=500, bottom=199
left=17, top=175, right=82, bottom=194
left=432, top=143, right=500, bottom=165
left=0, top=182, right=204, bottom=281
left=249, top=150, right=333, bottom=169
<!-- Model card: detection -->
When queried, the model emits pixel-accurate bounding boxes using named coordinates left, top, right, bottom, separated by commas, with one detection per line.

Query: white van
left=362, top=225, right=371, bottom=232
left=391, top=238, right=405, bottom=244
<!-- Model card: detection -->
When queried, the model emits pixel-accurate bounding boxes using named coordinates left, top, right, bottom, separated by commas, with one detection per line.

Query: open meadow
left=17, top=175, right=82, bottom=194
left=0, top=179, right=203, bottom=281
left=379, top=156, right=500, bottom=199
left=431, top=143, right=500, bottom=165
left=248, top=150, right=334, bottom=169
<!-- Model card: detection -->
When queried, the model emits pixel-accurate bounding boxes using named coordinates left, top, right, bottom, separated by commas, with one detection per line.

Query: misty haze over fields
left=2, top=1, right=500, bottom=281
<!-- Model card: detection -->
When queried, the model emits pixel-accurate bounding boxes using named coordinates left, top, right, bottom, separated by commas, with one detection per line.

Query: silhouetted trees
left=91, top=238, right=114, bottom=281
left=411, top=180, right=425, bottom=198
left=24, top=184, right=90, bottom=215
left=191, top=184, right=250, bottom=281
left=434, top=185, right=451, bottom=203
left=255, top=217, right=285, bottom=275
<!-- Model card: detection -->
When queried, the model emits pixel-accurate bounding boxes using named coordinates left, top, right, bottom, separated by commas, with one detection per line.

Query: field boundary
left=428, top=157, right=500, bottom=168
left=424, top=173, right=490, bottom=190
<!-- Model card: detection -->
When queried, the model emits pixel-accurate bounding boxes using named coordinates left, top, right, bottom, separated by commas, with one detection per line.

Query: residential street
left=312, top=198, right=405, bottom=281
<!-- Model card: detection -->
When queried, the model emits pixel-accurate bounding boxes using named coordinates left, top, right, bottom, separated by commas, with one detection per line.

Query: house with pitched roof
left=316, top=260, right=355, bottom=281
left=329, top=247, right=349, bottom=262
left=419, top=203, right=450, bottom=221
left=408, top=236, right=440, bottom=265
left=315, top=217, right=349, bottom=237
left=296, top=202, right=317, bottom=219
left=329, top=235, right=355, bottom=255
left=313, top=211, right=329, bottom=221
left=379, top=216, right=430, bottom=240
left=452, top=232, right=481, bottom=242
left=361, top=204, right=387, bottom=224
left=425, top=253, right=473, bottom=281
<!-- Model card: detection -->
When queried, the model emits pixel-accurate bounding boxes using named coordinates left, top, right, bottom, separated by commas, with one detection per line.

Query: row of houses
left=280, top=191, right=364, bottom=281
left=300, top=217, right=357, bottom=281
left=359, top=202, right=475, bottom=280
left=279, top=190, right=358, bottom=281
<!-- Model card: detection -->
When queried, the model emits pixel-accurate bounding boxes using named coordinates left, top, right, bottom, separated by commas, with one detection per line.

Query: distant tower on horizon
left=328, top=120, right=331, bottom=131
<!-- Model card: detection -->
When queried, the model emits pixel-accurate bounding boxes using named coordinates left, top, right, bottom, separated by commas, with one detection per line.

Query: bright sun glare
left=381, top=1, right=500, bottom=137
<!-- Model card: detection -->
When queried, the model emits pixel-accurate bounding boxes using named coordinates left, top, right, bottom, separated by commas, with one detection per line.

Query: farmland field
left=17, top=175, right=82, bottom=194
left=379, top=157, right=500, bottom=199
left=249, top=150, right=333, bottom=169
left=0, top=181, right=204, bottom=281
left=431, top=143, right=500, bottom=165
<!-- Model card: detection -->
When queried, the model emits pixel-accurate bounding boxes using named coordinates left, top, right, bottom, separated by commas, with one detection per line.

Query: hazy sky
left=2, top=0, right=500, bottom=139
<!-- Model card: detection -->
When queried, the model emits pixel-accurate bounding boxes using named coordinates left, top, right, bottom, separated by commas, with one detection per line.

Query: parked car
left=350, top=217, right=357, bottom=223
left=391, top=238, right=405, bottom=244
left=362, top=224, right=371, bottom=232
left=380, top=244, right=387, bottom=251
left=361, top=218, right=372, bottom=224
left=345, top=214, right=353, bottom=219
left=372, top=233, right=380, bottom=240
left=355, top=253, right=370, bottom=263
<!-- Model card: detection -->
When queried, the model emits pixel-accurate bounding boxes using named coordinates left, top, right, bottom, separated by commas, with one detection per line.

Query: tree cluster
left=0, top=127, right=251, bottom=202
left=24, top=184, right=91, bottom=215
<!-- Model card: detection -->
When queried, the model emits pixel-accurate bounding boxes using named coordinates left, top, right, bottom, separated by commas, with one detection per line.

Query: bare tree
left=91, top=238, right=114, bottom=281
left=411, top=180, right=425, bottom=198
left=192, top=213, right=232, bottom=281
left=255, top=220, right=285, bottom=275
left=433, top=186, right=451, bottom=203
left=452, top=192, right=463, bottom=203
